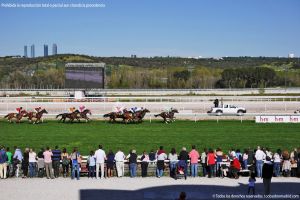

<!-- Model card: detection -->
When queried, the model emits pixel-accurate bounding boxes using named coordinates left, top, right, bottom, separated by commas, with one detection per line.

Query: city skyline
left=0, top=0, right=299, bottom=57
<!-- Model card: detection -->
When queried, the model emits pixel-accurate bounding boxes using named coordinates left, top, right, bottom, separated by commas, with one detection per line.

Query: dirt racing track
left=0, top=96, right=299, bottom=120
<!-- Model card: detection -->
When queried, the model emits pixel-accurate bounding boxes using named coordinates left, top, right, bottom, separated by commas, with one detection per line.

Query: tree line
left=0, top=54, right=299, bottom=89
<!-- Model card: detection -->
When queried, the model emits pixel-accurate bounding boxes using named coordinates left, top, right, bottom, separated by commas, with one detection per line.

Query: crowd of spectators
left=0, top=145, right=299, bottom=180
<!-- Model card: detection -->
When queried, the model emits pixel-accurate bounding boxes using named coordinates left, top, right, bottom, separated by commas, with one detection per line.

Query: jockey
left=164, top=107, right=173, bottom=114
left=69, top=107, right=76, bottom=113
left=16, top=107, right=23, bottom=114
left=114, top=106, right=124, bottom=114
left=130, top=107, right=138, bottom=113
left=35, top=107, right=42, bottom=113
left=79, top=105, right=85, bottom=113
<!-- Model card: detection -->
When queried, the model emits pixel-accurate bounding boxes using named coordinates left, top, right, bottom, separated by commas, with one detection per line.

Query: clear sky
left=0, top=0, right=299, bottom=57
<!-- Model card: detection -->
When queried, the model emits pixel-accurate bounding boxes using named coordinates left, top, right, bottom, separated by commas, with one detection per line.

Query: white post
left=150, top=114, right=152, bottom=123
left=194, top=114, right=197, bottom=123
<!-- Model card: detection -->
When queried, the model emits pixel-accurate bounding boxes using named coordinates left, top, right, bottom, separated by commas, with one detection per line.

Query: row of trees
left=0, top=55, right=299, bottom=89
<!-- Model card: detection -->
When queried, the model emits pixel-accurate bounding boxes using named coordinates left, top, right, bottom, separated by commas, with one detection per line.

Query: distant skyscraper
left=30, top=45, right=35, bottom=58
left=24, top=46, right=28, bottom=58
left=44, top=44, right=48, bottom=57
left=52, top=43, right=57, bottom=55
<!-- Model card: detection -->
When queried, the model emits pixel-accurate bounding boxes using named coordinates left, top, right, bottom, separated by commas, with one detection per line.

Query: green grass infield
left=1, top=120, right=299, bottom=155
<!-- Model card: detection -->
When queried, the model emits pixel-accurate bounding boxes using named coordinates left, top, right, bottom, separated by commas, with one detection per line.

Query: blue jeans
left=256, top=160, right=263, bottom=177
left=71, top=164, right=80, bottom=180
left=243, top=160, right=248, bottom=169
left=170, top=162, right=176, bottom=177
left=273, top=162, right=280, bottom=177
left=191, top=163, right=198, bottom=177
left=156, top=169, right=163, bottom=177
left=129, top=163, right=137, bottom=177
left=89, top=165, right=95, bottom=178
left=29, top=162, right=36, bottom=177
left=202, top=163, right=207, bottom=176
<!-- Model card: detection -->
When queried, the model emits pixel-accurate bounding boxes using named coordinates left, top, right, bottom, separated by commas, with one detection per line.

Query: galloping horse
left=56, top=110, right=80, bottom=123
left=103, top=109, right=133, bottom=124
left=78, top=109, right=92, bottom=122
left=154, top=108, right=179, bottom=123
left=25, top=109, right=48, bottom=124
left=4, top=110, right=27, bottom=123
left=133, top=108, right=150, bottom=123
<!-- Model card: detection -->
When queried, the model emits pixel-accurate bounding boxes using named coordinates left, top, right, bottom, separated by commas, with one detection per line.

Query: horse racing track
left=1, top=120, right=299, bottom=154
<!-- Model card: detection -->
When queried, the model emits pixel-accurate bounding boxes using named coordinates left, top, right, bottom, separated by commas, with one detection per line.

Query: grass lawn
left=1, top=120, right=299, bottom=155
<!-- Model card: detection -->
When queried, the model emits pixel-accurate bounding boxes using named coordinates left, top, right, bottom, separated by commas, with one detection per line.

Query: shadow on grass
left=80, top=182, right=300, bottom=200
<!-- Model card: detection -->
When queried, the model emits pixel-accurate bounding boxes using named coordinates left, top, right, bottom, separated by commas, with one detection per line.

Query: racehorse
left=78, top=109, right=92, bottom=122
left=154, top=108, right=179, bottom=123
left=25, top=109, right=48, bottom=124
left=103, top=109, right=133, bottom=124
left=133, top=108, right=150, bottom=123
left=4, top=110, right=27, bottom=123
left=56, top=110, right=80, bottom=123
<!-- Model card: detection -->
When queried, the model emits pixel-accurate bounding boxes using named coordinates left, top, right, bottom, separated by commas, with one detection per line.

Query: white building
left=288, top=53, right=295, bottom=58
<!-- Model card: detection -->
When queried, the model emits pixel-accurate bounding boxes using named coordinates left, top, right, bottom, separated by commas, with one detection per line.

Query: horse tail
left=4, top=114, right=9, bottom=118
left=154, top=114, right=159, bottom=117
left=56, top=114, right=62, bottom=118
left=103, top=113, right=110, bottom=118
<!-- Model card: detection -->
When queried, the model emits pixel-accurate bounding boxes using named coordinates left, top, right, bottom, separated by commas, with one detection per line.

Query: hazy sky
left=0, top=0, right=299, bottom=57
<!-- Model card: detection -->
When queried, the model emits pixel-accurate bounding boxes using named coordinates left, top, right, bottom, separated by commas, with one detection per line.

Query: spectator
left=5, top=147, right=12, bottom=178
left=177, top=192, right=186, bottom=200
left=273, top=149, right=281, bottom=177
left=22, top=148, right=29, bottom=178
left=297, top=148, right=300, bottom=178
left=61, top=148, right=69, bottom=178
left=28, top=148, right=37, bottom=178
left=0, top=145, right=8, bottom=179
left=141, top=151, right=149, bottom=177
left=168, top=148, right=178, bottom=178
left=43, top=147, right=54, bottom=179
left=266, top=148, right=273, bottom=159
left=126, top=149, right=137, bottom=178
left=179, top=147, right=189, bottom=179
left=290, top=148, right=298, bottom=177
left=215, top=148, right=223, bottom=177
left=149, top=149, right=156, bottom=161
left=229, top=156, right=241, bottom=179
left=255, top=146, right=266, bottom=178
left=156, top=146, right=167, bottom=178
left=52, top=146, right=61, bottom=178
left=262, top=156, right=273, bottom=195
left=94, top=145, right=106, bottom=179
left=189, top=145, right=200, bottom=177
left=282, top=150, right=291, bottom=177
left=70, top=147, right=81, bottom=180
left=248, top=173, right=256, bottom=194
left=106, top=150, right=115, bottom=178
left=37, top=148, right=45, bottom=178
left=207, top=148, right=216, bottom=178
left=12, top=146, right=23, bottom=177
left=114, top=149, right=125, bottom=177
left=201, top=148, right=207, bottom=177
left=242, top=149, right=249, bottom=170
left=87, top=150, right=95, bottom=178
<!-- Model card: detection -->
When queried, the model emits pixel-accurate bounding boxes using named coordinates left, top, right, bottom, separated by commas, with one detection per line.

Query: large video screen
left=65, top=63, right=105, bottom=89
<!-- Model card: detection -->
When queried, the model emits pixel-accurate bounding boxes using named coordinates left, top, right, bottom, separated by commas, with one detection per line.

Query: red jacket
left=232, top=158, right=241, bottom=170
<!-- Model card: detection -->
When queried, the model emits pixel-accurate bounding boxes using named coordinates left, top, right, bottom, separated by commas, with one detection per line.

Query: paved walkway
left=0, top=177, right=299, bottom=200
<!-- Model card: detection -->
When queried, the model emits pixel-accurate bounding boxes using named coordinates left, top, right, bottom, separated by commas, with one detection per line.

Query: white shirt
left=255, top=150, right=266, bottom=161
left=114, top=151, right=125, bottom=162
left=273, top=153, right=281, bottom=163
left=29, top=152, right=37, bottom=163
left=156, top=153, right=167, bottom=161
left=94, top=149, right=106, bottom=164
